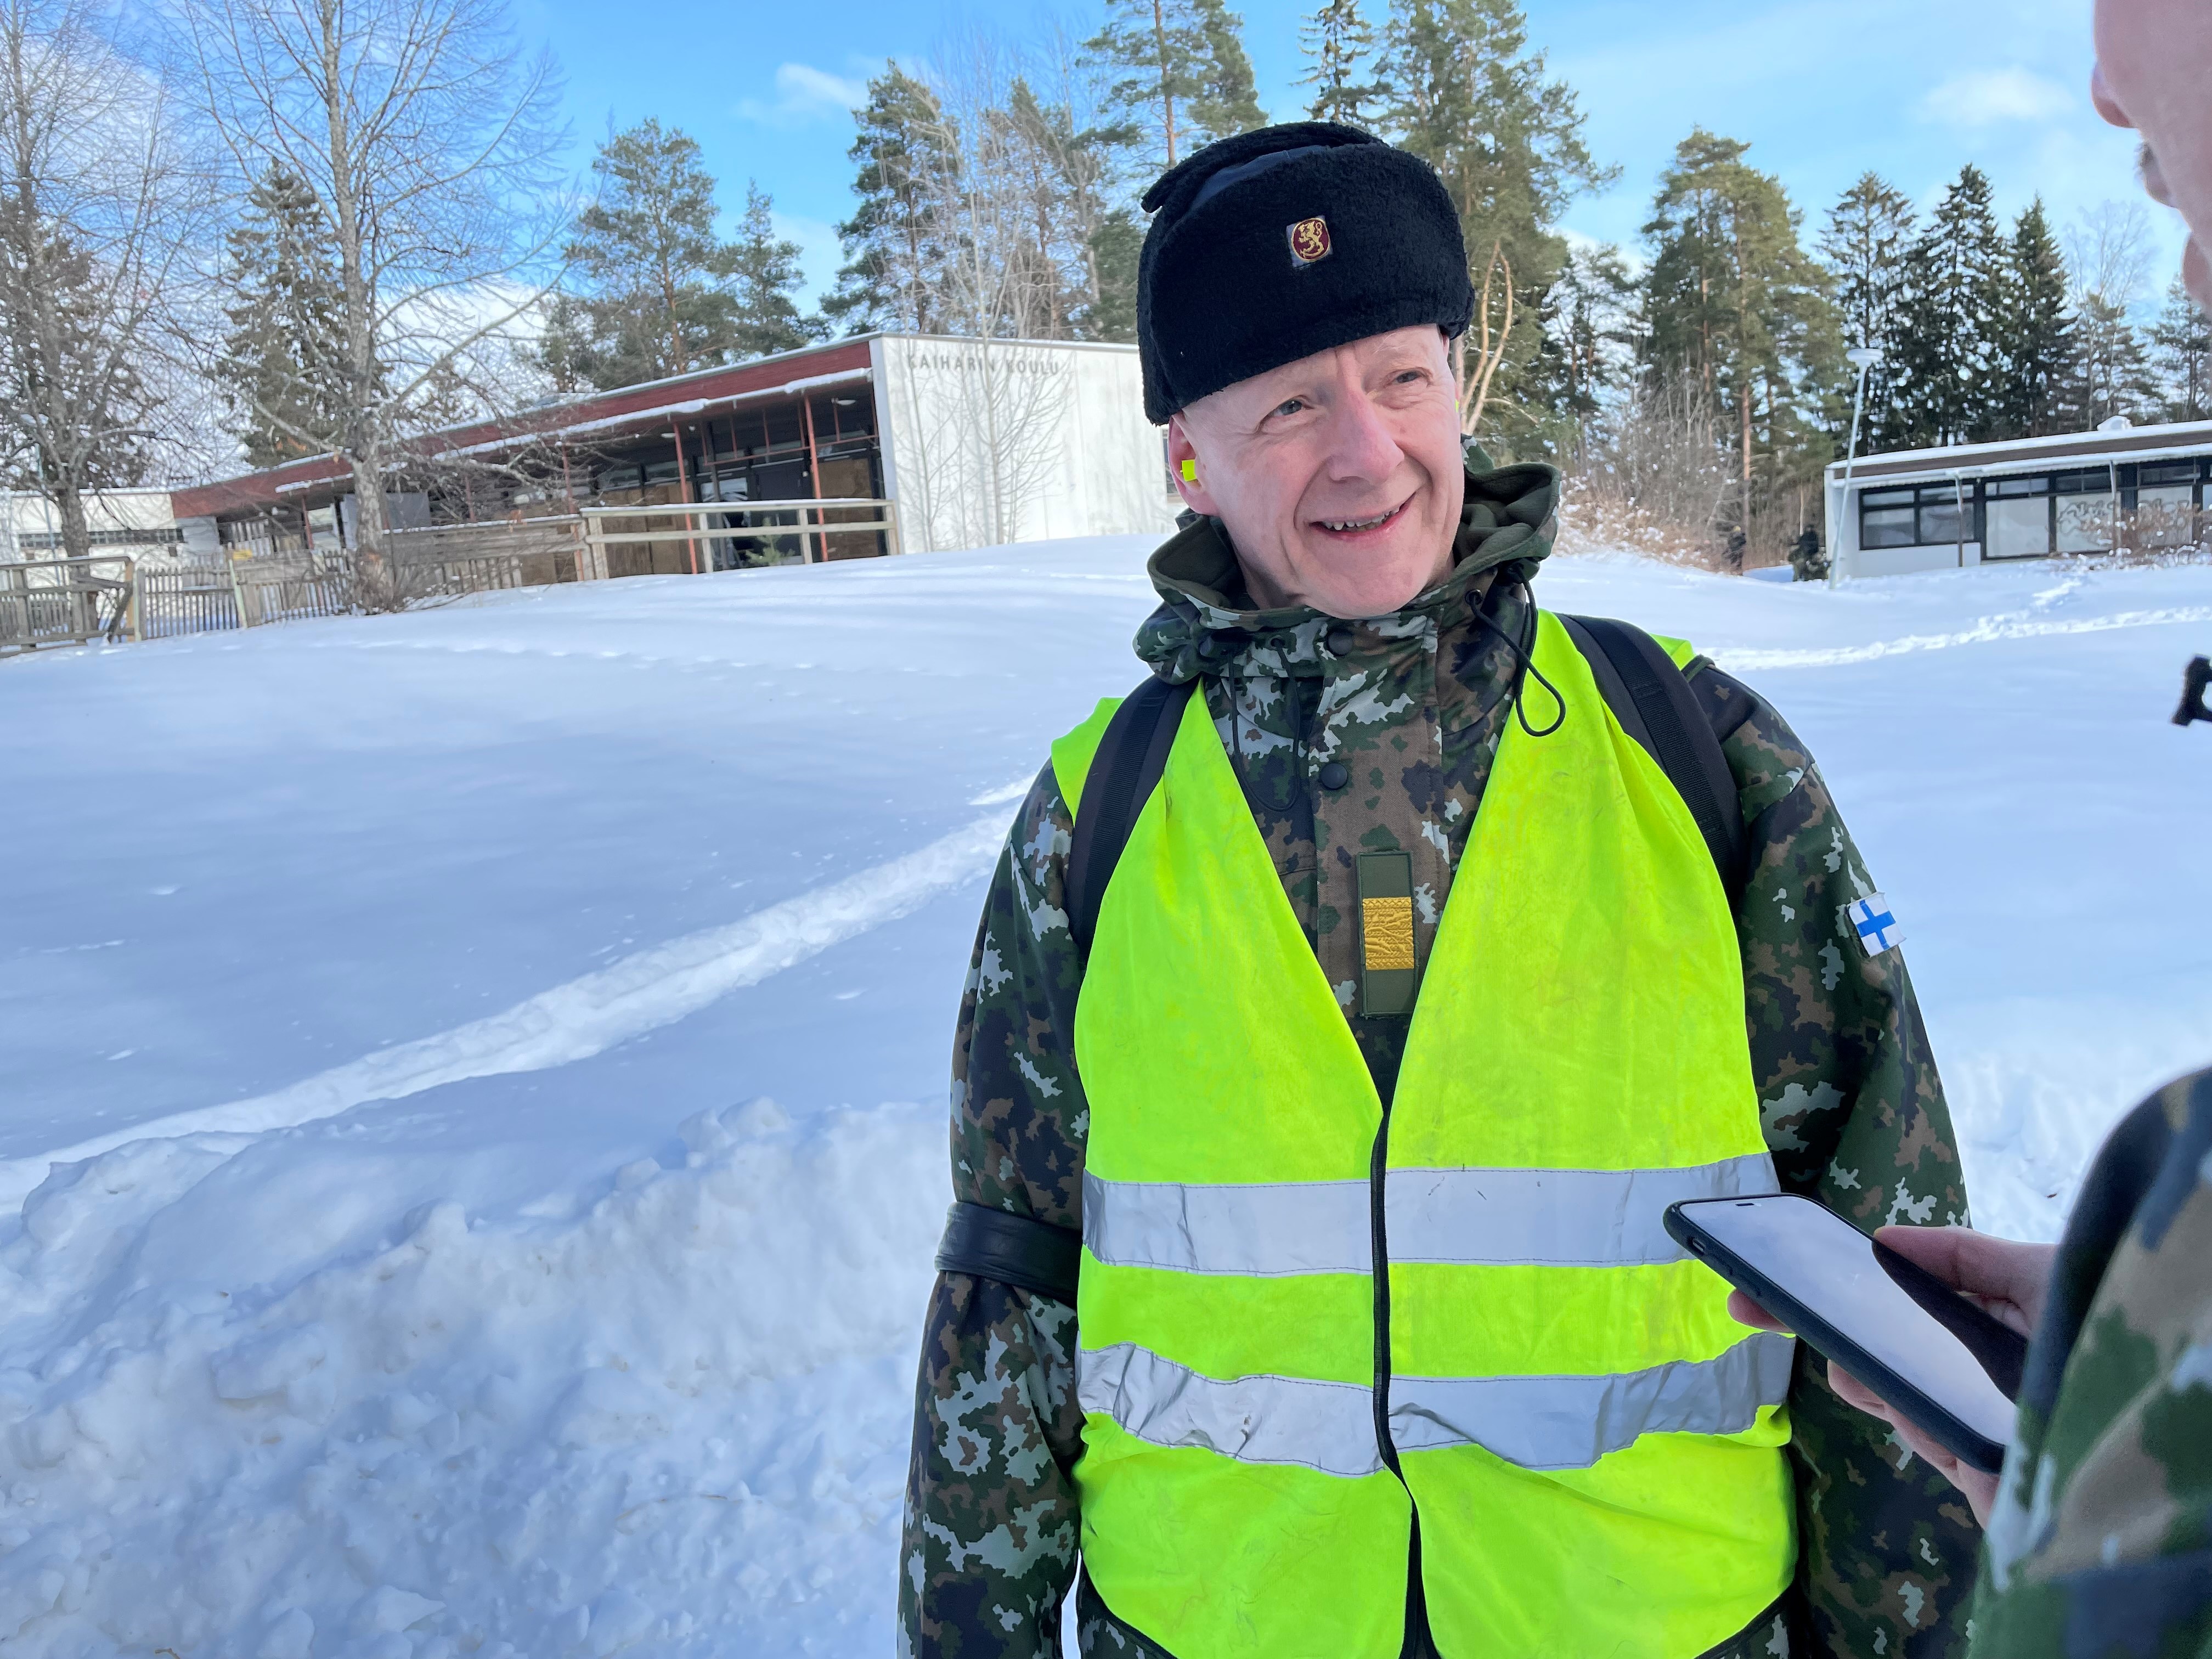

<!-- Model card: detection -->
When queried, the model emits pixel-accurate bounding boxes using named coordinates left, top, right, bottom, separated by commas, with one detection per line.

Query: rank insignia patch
left=1287, top=216, right=1332, bottom=268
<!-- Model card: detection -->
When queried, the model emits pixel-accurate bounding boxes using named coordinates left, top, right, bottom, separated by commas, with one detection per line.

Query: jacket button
left=1325, top=624, right=1355, bottom=656
left=1318, top=760, right=1350, bottom=791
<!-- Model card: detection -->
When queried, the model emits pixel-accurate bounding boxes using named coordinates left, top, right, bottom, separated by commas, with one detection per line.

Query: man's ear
left=1166, top=415, right=1220, bottom=517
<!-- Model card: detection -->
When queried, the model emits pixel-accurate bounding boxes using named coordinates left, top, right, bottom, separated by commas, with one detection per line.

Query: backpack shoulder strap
left=1064, top=673, right=1196, bottom=958
left=938, top=674, right=1190, bottom=1305
left=1559, top=613, right=1747, bottom=894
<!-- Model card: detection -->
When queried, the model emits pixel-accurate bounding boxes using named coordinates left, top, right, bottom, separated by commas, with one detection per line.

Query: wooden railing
left=577, top=498, right=899, bottom=577
left=0, top=556, right=136, bottom=654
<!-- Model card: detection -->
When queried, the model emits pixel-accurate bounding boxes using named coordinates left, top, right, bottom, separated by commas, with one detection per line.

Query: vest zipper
left=1371, top=1097, right=1441, bottom=1658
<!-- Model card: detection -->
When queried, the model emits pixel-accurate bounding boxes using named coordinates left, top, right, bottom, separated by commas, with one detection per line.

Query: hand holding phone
left=1726, top=1221, right=2055, bottom=1524
left=1665, top=1195, right=2029, bottom=1482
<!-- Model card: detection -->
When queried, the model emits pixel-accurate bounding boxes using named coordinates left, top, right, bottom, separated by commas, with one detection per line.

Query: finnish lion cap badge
left=1286, top=216, right=1332, bottom=269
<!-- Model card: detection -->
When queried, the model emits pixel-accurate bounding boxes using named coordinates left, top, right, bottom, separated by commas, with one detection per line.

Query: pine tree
left=1642, top=129, right=1841, bottom=545
left=541, top=119, right=748, bottom=390
left=2149, top=275, right=2212, bottom=422
left=1889, top=166, right=2007, bottom=447
left=220, top=164, right=353, bottom=467
left=1299, top=0, right=1383, bottom=126
left=727, top=184, right=821, bottom=358
left=1381, top=0, right=1613, bottom=445
left=1989, top=199, right=2077, bottom=439
left=1816, top=173, right=1914, bottom=448
left=1188, top=0, right=1268, bottom=141
left=822, top=63, right=960, bottom=334
left=1086, top=0, right=1263, bottom=171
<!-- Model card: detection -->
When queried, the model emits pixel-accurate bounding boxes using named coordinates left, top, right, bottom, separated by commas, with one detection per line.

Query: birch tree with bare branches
left=0, top=0, right=206, bottom=560
left=180, top=0, right=567, bottom=575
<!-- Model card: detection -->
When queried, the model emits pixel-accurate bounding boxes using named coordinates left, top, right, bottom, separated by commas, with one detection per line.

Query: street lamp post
left=1832, top=346, right=1883, bottom=586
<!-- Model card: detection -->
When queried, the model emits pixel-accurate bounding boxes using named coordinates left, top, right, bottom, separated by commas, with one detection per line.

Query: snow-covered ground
left=3, top=538, right=2209, bottom=1656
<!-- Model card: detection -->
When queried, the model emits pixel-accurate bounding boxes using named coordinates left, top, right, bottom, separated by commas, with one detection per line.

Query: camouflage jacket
left=902, top=467, right=1977, bottom=1659
left=1971, top=1065, right=2212, bottom=1659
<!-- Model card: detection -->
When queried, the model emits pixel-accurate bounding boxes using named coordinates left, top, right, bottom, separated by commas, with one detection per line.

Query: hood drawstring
left=1470, top=579, right=1566, bottom=738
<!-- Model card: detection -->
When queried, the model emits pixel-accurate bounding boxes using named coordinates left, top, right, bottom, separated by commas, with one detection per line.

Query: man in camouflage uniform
left=1752, top=1070, right=2212, bottom=1659
left=1765, top=9, right=2212, bottom=1652
left=1974, top=1070, right=2212, bottom=1657
left=902, top=123, right=1978, bottom=1658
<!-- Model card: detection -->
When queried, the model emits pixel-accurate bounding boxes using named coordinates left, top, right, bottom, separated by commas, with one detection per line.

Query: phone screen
left=1678, top=1196, right=2018, bottom=1453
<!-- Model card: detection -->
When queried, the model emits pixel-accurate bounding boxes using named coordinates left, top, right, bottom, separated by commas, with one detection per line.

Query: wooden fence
left=0, top=556, right=136, bottom=654
left=4, top=504, right=898, bottom=659
left=578, top=499, right=898, bottom=578
left=386, top=516, right=585, bottom=587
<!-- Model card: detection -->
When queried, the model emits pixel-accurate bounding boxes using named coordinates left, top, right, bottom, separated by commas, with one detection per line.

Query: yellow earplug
left=1179, top=457, right=1199, bottom=483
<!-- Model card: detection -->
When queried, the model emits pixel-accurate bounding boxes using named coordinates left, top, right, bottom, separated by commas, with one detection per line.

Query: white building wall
left=0, top=489, right=184, bottom=563
left=873, top=335, right=1180, bottom=554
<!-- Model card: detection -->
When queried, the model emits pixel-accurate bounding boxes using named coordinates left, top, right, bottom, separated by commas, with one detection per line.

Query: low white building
left=1824, top=419, right=2212, bottom=580
left=0, top=488, right=202, bottom=565
left=177, top=334, right=1183, bottom=568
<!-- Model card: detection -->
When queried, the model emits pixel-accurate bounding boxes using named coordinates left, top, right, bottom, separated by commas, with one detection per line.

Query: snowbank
left=0, top=1098, right=939, bottom=1656
left=3, top=535, right=2209, bottom=1652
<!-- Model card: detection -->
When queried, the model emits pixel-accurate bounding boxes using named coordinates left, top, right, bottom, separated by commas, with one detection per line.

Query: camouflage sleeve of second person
left=1706, top=664, right=1984, bottom=1659
left=900, top=765, right=1090, bottom=1659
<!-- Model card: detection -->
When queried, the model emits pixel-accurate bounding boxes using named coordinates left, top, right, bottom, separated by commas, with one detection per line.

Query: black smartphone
left=1664, top=1194, right=2025, bottom=1475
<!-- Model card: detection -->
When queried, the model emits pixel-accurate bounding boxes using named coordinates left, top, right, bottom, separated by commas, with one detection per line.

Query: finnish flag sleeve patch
left=1846, top=894, right=1903, bottom=957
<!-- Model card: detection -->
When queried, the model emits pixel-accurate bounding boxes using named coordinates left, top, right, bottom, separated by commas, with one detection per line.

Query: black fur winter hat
left=1136, top=122, right=1475, bottom=424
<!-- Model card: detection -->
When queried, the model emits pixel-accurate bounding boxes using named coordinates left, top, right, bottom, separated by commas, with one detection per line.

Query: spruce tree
left=1082, top=210, right=1144, bottom=342
left=1299, top=0, right=1384, bottom=126
left=822, top=64, right=960, bottom=334
left=1381, top=0, right=1613, bottom=445
left=1890, top=166, right=2007, bottom=447
left=728, top=184, right=821, bottom=359
left=1532, top=242, right=1637, bottom=433
left=1816, top=173, right=1914, bottom=448
left=1086, top=0, right=1263, bottom=171
left=543, top=119, right=752, bottom=390
left=1989, top=199, right=2077, bottom=439
left=220, top=164, right=353, bottom=467
left=2074, top=292, right=2155, bottom=427
left=2149, top=275, right=2212, bottom=422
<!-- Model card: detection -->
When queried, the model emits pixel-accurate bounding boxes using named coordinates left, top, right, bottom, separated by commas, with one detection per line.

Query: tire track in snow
left=1711, top=604, right=2212, bottom=671
left=0, top=810, right=1012, bottom=1206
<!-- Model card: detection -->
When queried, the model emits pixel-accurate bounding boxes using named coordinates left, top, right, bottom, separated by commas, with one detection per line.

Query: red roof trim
left=172, top=337, right=875, bottom=519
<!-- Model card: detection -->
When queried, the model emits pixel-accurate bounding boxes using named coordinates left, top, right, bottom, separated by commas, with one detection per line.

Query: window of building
left=2052, top=470, right=2117, bottom=552
left=2140, top=461, right=2203, bottom=487
left=2135, top=483, right=2198, bottom=546
left=1858, top=483, right=1966, bottom=548
left=1986, top=495, right=2050, bottom=558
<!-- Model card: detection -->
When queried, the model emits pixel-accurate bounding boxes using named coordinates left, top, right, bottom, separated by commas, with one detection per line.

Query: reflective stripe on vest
left=1082, top=1152, right=1781, bottom=1277
left=1051, top=611, right=1797, bottom=1659
left=1078, top=1328, right=1797, bottom=1477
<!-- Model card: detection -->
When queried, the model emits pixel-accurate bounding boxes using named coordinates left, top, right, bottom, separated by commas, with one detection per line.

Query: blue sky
left=514, top=0, right=2184, bottom=312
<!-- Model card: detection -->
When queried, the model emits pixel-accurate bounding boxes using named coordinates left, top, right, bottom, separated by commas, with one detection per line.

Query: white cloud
left=735, top=63, right=871, bottom=127
left=1918, top=66, right=2074, bottom=128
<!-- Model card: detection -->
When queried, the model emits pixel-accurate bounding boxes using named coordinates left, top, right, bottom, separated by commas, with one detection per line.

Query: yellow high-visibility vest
left=1048, top=610, right=1796, bottom=1658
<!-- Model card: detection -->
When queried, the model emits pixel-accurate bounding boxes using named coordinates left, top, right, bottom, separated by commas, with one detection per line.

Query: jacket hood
left=1134, top=462, right=1559, bottom=681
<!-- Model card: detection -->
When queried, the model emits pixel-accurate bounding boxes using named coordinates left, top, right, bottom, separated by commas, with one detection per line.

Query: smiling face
left=1166, top=326, right=1465, bottom=619
left=2093, top=0, right=2212, bottom=311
